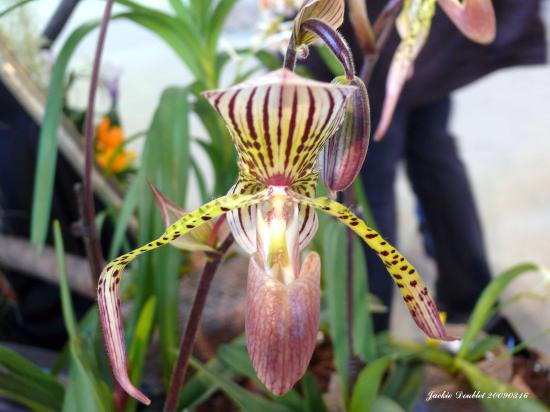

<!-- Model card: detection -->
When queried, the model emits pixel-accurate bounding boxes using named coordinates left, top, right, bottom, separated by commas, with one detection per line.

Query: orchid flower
left=98, top=0, right=455, bottom=404
left=375, top=0, right=496, bottom=140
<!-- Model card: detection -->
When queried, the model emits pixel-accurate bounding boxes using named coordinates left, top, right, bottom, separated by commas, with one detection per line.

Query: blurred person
left=308, top=0, right=547, bottom=330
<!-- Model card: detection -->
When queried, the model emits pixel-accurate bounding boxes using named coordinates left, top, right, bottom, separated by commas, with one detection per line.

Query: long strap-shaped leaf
left=98, top=190, right=268, bottom=404
left=290, top=192, right=456, bottom=342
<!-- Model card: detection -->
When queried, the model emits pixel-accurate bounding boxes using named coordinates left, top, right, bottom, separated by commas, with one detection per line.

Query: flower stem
left=283, top=37, right=298, bottom=72
left=78, top=1, right=124, bottom=410
left=77, top=0, right=114, bottom=285
left=164, top=235, right=234, bottom=412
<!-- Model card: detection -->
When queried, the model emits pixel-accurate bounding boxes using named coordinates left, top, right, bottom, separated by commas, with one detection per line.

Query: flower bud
left=319, top=76, right=371, bottom=193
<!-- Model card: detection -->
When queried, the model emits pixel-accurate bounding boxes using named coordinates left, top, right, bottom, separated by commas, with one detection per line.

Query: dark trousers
left=362, top=96, right=491, bottom=331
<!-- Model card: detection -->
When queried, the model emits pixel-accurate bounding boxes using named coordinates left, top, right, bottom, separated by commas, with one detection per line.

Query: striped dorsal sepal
left=203, top=69, right=354, bottom=186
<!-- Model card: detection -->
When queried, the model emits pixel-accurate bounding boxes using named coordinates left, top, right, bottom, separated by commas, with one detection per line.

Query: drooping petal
left=293, top=0, right=345, bottom=46
left=374, top=0, right=436, bottom=141
left=290, top=192, right=457, bottom=341
left=347, top=0, right=377, bottom=54
left=228, top=178, right=318, bottom=254
left=437, top=0, right=496, bottom=44
left=98, top=190, right=269, bottom=404
left=319, top=76, right=371, bottom=193
left=149, top=181, right=220, bottom=252
left=203, top=69, right=354, bottom=186
left=246, top=252, right=321, bottom=395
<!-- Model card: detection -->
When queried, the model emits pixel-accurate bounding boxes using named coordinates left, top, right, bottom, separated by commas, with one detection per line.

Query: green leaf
left=0, top=371, right=59, bottom=412
left=168, top=0, right=189, bottom=21
left=63, top=346, right=111, bottom=412
left=302, top=373, right=328, bottom=412
left=456, top=359, right=550, bottom=412
left=218, top=343, right=256, bottom=379
left=381, top=360, right=424, bottom=411
left=370, top=396, right=406, bottom=412
left=31, top=20, right=101, bottom=251
left=188, top=358, right=293, bottom=412
left=254, top=49, right=283, bottom=71
left=207, top=0, right=239, bottom=56
left=178, top=355, right=228, bottom=409
left=457, top=263, right=539, bottom=359
left=353, top=177, right=378, bottom=231
left=119, top=11, right=205, bottom=80
left=350, top=356, right=393, bottom=412
left=316, top=44, right=343, bottom=77
left=108, top=177, right=139, bottom=260
left=0, top=346, right=64, bottom=411
left=190, top=0, right=213, bottom=33
left=53, top=220, right=78, bottom=338
left=351, top=238, right=376, bottom=362
left=54, top=221, right=112, bottom=411
left=124, top=297, right=157, bottom=412
left=464, top=336, right=503, bottom=363
left=322, top=220, right=349, bottom=397
left=0, top=346, right=64, bottom=400
left=217, top=342, right=303, bottom=410
left=191, top=156, right=210, bottom=203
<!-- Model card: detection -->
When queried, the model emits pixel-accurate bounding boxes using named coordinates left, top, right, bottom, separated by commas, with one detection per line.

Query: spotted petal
left=437, top=0, right=496, bottom=44
left=98, top=190, right=269, bottom=404
left=203, top=69, right=354, bottom=186
left=290, top=192, right=457, bottom=341
left=375, top=0, right=436, bottom=141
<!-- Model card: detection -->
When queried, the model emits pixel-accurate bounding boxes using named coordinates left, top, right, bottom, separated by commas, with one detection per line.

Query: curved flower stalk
left=374, top=0, right=496, bottom=140
left=98, top=0, right=455, bottom=404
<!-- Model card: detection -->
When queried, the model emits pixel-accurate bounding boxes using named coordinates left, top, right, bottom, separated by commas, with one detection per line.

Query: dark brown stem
left=77, top=0, right=114, bottom=286
left=79, top=1, right=122, bottom=410
left=283, top=36, right=298, bottom=72
left=359, top=0, right=404, bottom=84
left=164, top=235, right=234, bottom=412
left=73, top=184, right=103, bottom=284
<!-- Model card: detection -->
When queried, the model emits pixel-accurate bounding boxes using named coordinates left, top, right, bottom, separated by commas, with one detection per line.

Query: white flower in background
left=260, top=0, right=302, bottom=16
left=254, top=0, right=301, bottom=54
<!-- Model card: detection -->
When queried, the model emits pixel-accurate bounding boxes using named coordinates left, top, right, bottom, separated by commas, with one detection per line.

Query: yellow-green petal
left=290, top=191, right=457, bottom=341
left=98, top=190, right=269, bottom=404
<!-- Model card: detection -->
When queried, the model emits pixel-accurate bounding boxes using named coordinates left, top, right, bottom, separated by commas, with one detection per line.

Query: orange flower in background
left=95, top=116, right=135, bottom=173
